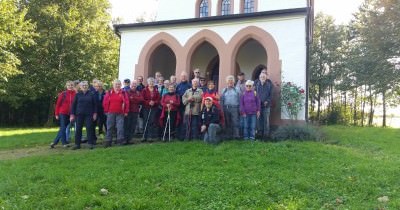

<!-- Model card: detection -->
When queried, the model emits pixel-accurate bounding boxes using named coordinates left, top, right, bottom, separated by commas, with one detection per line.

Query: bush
left=271, top=124, right=325, bottom=141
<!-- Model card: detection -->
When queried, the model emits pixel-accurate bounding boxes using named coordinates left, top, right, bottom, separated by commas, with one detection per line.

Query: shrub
left=280, top=82, right=306, bottom=120
left=271, top=124, right=325, bottom=141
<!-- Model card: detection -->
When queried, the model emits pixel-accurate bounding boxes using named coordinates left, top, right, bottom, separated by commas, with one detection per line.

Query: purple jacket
left=240, top=90, right=261, bottom=115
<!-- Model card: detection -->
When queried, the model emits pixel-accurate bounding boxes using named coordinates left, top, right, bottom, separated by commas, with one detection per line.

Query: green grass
left=0, top=126, right=399, bottom=209
left=0, top=128, right=57, bottom=150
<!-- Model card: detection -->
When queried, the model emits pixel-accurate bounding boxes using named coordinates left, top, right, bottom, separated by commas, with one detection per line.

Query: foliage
left=0, top=0, right=35, bottom=82
left=280, top=81, right=306, bottom=120
left=1, top=126, right=400, bottom=209
left=271, top=124, right=325, bottom=141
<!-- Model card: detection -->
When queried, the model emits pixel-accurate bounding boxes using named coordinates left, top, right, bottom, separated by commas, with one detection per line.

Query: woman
left=141, top=77, right=160, bottom=142
left=94, top=81, right=106, bottom=137
left=125, top=79, right=144, bottom=144
left=70, top=81, right=97, bottom=149
left=50, top=81, right=76, bottom=148
left=201, top=80, right=220, bottom=110
left=160, top=84, right=180, bottom=140
left=240, top=80, right=260, bottom=141
left=103, top=79, right=129, bottom=147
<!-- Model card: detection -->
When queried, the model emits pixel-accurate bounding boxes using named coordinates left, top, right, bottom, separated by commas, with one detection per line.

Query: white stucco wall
left=156, top=0, right=307, bottom=21
left=118, top=16, right=307, bottom=119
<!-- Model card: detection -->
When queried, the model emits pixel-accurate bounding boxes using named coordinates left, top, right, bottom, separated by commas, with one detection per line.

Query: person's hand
left=93, top=113, right=97, bottom=121
left=55, top=115, right=59, bottom=120
left=166, top=104, right=171, bottom=110
left=124, top=113, right=128, bottom=117
left=70, top=115, right=75, bottom=122
left=215, top=94, right=220, bottom=100
left=189, top=97, right=194, bottom=102
left=169, top=100, right=174, bottom=104
left=257, top=111, right=260, bottom=118
left=201, top=125, right=207, bottom=133
left=149, top=100, right=154, bottom=106
left=264, top=101, right=268, bottom=107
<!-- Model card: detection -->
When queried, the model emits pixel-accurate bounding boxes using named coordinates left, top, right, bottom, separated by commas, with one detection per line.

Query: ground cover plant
left=0, top=126, right=399, bottom=209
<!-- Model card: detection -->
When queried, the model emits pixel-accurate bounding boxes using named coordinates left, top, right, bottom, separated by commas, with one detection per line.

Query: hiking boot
left=50, top=143, right=56, bottom=149
left=72, top=145, right=81, bottom=150
left=88, top=144, right=95, bottom=150
left=103, top=141, right=112, bottom=148
left=62, top=144, right=70, bottom=148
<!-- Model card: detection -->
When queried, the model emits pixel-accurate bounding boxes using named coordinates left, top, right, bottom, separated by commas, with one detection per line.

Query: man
left=220, top=75, right=240, bottom=140
left=199, top=77, right=207, bottom=92
left=103, top=79, right=129, bottom=147
left=192, top=68, right=201, bottom=80
left=169, top=75, right=177, bottom=87
left=182, top=78, right=203, bottom=140
left=155, top=71, right=162, bottom=81
left=136, top=76, right=145, bottom=91
left=175, top=72, right=191, bottom=140
left=236, top=72, right=246, bottom=94
left=94, top=81, right=106, bottom=138
left=201, top=97, right=221, bottom=144
left=123, top=79, right=131, bottom=91
left=125, top=80, right=144, bottom=144
left=255, top=71, right=273, bottom=140
left=254, top=68, right=268, bottom=86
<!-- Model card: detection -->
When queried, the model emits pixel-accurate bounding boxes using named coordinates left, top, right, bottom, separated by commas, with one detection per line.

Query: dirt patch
left=0, top=146, right=72, bottom=161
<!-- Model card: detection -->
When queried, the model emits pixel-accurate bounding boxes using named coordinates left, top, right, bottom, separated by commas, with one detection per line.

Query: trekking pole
left=186, top=103, right=193, bottom=140
left=162, top=110, right=169, bottom=141
left=168, top=110, right=171, bottom=142
left=142, top=108, right=152, bottom=140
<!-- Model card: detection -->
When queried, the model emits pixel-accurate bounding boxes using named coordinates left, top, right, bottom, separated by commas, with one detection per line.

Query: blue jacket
left=255, top=79, right=273, bottom=108
left=176, top=81, right=191, bottom=97
left=71, top=91, right=97, bottom=116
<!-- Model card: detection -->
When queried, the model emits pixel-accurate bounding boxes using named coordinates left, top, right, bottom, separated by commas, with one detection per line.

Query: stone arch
left=136, top=32, right=183, bottom=81
left=228, top=26, right=282, bottom=124
left=182, top=29, right=227, bottom=87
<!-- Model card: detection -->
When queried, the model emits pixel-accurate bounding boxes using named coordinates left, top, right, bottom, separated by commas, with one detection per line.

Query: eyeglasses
left=246, top=85, right=252, bottom=87
left=194, top=72, right=200, bottom=74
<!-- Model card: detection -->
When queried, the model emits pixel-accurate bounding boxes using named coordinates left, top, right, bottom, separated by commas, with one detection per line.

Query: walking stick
left=186, top=103, right=193, bottom=140
left=162, top=109, right=170, bottom=142
left=142, top=108, right=152, bottom=140
left=168, top=110, right=171, bottom=142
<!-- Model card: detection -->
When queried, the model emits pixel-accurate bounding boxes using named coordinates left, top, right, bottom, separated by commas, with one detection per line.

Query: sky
left=109, top=0, right=364, bottom=24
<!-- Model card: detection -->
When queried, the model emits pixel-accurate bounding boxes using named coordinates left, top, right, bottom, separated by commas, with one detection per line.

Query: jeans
left=183, top=115, right=199, bottom=140
left=53, top=114, right=70, bottom=145
left=257, top=107, right=270, bottom=138
left=223, top=106, right=240, bottom=139
left=124, top=112, right=139, bottom=142
left=243, top=114, right=257, bottom=140
left=204, top=123, right=221, bottom=144
left=106, top=113, right=125, bottom=143
left=75, top=114, right=94, bottom=146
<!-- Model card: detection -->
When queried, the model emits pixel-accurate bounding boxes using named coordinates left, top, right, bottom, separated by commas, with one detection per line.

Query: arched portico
left=228, top=26, right=282, bottom=125
left=136, top=32, right=183, bottom=80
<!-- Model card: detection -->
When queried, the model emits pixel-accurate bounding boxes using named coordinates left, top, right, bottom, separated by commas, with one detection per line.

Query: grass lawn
left=0, top=126, right=399, bottom=209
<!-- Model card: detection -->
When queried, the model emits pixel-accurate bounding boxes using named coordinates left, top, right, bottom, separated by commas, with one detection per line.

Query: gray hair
left=113, top=79, right=121, bottom=85
left=245, top=80, right=254, bottom=86
left=225, top=75, right=235, bottom=82
left=192, top=78, right=199, bottom=84
left=147, top=77, right=155, bottom=84
left=80, top=81, right=89, bottom=86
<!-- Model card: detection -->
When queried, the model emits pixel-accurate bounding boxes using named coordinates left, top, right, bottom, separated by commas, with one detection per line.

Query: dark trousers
left=183, top=115, right=199, bottom=140
left=124, top=112, right=139, bottom=142
left=75, top=114, right=94, bottom=146
left=142, top=108, right=158, bottom=139
left=97, top=112, right=107, bottom=134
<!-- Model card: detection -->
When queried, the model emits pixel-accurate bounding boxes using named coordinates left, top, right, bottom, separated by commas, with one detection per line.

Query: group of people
left=51, top=68, right=273, bottom=149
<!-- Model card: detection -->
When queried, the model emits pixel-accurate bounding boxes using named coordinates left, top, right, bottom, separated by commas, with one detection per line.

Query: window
left=199, top=0, right=209, bottom=17
left=221, top=0, right=231, bottom=15
left=243, top=0, right=254, bottom=13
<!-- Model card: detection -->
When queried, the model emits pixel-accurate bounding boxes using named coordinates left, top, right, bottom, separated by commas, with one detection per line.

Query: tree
left=0, top=0, right=35, bottom=82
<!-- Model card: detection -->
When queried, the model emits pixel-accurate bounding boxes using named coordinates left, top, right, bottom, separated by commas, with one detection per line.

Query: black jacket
left=71, top=91, right=97, bottom=115
left=201, top=105, right=219, bottom=126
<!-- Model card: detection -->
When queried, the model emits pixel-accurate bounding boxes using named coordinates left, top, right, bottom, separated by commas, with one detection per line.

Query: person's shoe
left=62, top=144, right=70, bottom=148
left=140, top=138, right=147, bottom=142
left=103, top=141, right=112, bottom=148
left=88, top=144, right=95, bottom=150
left=50, top=143, right=55, bottom=149
left=72, top=145, right=81, bottom=150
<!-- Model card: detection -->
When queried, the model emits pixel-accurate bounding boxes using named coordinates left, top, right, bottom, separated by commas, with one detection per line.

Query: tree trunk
left=317, top=85, right=322, bottom=121
left=361, top=86, right=366, bottom=127
left=368, top=86, right=374, bottom=126
left=353, top=89, right=358, bottom=126
left=45, top=95, right=55, bottom=127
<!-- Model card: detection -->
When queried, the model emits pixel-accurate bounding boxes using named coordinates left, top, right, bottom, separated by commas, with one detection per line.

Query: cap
left=238, top=72, right=245, bottom=76
left=124, top=79, right=130, bottom=83
left=205, top=97, right=213, bottom=101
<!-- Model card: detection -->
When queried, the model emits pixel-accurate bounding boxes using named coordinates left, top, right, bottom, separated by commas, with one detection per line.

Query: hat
left=205, top=97, right=213, bottom=101
left=123, top=79, right=130, bottom=83
left=238, top=72, right=245, bottom=76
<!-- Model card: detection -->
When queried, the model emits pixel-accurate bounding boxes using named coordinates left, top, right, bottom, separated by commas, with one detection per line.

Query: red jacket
left=103, top=89, right=129, bottom=114
left=161, top=93, right=180, bottom=112
left=202, top=90, right=221, bottom=109
left=142, top=87, right=160, bottom=109
left=127, top=89, right=144, bottom=113
left=55, top=90, right=76, bottom=116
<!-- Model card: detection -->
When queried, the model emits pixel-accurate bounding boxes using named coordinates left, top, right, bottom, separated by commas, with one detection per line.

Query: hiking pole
left=162, top=110, right=169, bottom=141
left=142, top=108, right=152, bottom=140
left=168, top=110, right=171, bottom=142
left=186, top=103, right=193, bottom=140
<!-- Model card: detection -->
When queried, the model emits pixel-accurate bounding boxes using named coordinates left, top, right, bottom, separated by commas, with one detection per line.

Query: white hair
left=80, top=81, right=89, bottom=86
left=147, top=77, right=155, bottom=84
left=113, top=79, right=121, bottom=84
left=192, top=78, right=199, bottom=84
left=245, top=80, right=254, bottom=86
left=225, top=75, right=235, bottom=82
